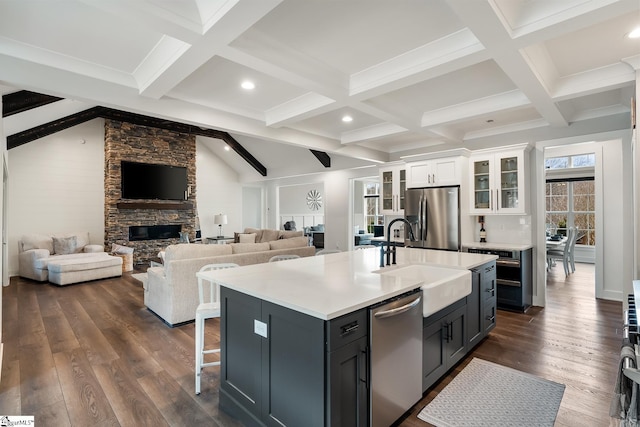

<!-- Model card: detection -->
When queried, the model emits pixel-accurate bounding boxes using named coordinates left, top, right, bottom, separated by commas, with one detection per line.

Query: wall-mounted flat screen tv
left=121, top=161, right=187, bottom=201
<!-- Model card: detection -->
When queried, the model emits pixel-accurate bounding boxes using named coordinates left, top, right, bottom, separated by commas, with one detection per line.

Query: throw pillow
left=111, top=243, right=134, bottom=254
left=260, top=229, right=280, bottom=243
left=53, top=236, right=77, bottom=255
left=238, top=233, right=257, bottom=243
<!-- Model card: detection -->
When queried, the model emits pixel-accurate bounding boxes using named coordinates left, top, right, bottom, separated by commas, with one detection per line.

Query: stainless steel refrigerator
left=404, top=185, right=460, bottom=251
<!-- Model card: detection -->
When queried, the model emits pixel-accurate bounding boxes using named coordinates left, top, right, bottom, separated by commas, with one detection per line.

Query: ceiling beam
left=7, top=105, right=268, bottom=176
left=310, top=150, right=331, bottom=168
left=7, top=107, right=102, bottom=149
left=2, top=90, right=64, bottom=117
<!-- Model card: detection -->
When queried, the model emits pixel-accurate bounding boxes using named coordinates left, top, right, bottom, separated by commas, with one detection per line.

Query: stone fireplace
left=129, top=225, right=182, bottom=241
left=104, top=120, right=197, bottom=265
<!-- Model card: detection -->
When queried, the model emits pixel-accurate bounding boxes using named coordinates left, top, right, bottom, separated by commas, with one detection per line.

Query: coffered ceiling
left=0, top=0, right=638, bottom=180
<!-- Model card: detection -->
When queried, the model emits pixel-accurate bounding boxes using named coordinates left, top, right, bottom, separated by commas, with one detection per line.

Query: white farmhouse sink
left=380, top=265, right=471, bottom=317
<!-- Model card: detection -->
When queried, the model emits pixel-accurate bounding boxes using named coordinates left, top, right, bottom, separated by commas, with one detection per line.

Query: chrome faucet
left=380, top=218, right=416, bottom=267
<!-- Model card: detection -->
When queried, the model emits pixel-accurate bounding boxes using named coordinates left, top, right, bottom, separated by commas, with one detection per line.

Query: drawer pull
left=486, top=315, right=496, bottom=322
left=341, top=322, right=359, bottom=335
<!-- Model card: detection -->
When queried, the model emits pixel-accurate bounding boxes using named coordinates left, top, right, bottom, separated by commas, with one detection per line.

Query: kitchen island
left=198, top=247, right=497, bottom=427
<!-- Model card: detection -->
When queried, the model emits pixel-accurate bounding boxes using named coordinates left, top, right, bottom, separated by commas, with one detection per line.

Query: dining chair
left=355, top=245, right=377, bottom=250
left=568, top=227, right=579, bottom=273
left=195, top=262, right=239, bottom=395
left=315, top=249, right=341, bottom=256
left=547, top=227, right=574, bottom=276
left=269, top=254, right=301, bottom=262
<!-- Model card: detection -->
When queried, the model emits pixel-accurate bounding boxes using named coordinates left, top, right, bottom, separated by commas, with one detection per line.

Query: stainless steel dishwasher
left=369, top=289, right=423, bottom=427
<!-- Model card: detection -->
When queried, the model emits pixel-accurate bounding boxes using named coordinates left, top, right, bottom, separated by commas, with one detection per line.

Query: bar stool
left=268, top=254, right=300, bottom=262
left=195, top=262, right=238, bottom=395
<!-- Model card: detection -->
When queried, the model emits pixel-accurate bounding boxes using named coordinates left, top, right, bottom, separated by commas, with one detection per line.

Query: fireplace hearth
left=129, top=225, right=182, bottom=241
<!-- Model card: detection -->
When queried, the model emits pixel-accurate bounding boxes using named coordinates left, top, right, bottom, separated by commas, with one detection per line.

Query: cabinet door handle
left=359, top=349, right=368, bottom=385
left=448, top=321, right=453, bottom=341
left=432, top=174, right=435, bottom=183
left=485, top=288, right=495, bottom=296
left=496, top=189, right=499, bottom=211
left=442, top=324, right=449, bottom=343
left=486, top=315, right=495, bottom=322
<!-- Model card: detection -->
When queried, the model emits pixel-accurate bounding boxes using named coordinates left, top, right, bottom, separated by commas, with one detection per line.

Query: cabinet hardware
left=486, top=315, right=495, bottom=322
left=360, top=348, right=369, bottom=388
left=442, top=324, right=449, bottom=343
left=485, top=288, right=495, bottom=296
left=341, top=322, right=359, bottom=335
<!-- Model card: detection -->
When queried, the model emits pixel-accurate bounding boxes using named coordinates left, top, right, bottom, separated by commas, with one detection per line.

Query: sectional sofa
left=145, top=232, right=315, bottom=326
left=18, top=232, right=122, bottom=285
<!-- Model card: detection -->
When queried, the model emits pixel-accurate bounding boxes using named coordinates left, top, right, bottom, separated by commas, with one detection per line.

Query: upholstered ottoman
left=47, top=255, right=123, bottom=286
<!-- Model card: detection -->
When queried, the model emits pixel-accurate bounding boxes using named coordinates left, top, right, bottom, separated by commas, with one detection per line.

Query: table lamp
left=214, top=214, right=227, bottom=237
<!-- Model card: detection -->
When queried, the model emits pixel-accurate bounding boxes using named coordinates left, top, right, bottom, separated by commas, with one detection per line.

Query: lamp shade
left=214, top=214, right=227, bottom=225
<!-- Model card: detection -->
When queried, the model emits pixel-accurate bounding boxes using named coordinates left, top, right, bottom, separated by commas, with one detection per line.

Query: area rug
left=418, top=358, right=565, bottom=427
left=131, top=273, right=147, bottom=287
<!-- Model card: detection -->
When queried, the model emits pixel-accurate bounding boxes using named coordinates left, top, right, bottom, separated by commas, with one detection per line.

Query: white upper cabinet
left=406, top=156, right=462, bottom=188
left=469, top=146, right=528, bottom=215
left=379, top=165, right=406, bottom=215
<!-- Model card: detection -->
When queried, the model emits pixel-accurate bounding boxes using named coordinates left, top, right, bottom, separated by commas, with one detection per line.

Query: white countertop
left=463, top=241, right=533, bottom=251
left=197, top=247, right=497, bottom=320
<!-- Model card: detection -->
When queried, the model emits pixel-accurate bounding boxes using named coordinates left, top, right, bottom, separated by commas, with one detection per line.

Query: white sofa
left=18, top=232, right=122, bottom=285
left=145, top=235, right=315, bottom=326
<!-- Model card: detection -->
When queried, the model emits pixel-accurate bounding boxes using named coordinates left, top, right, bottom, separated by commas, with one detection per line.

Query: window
left=545, top=180, right=595, bottom=246
left=545, top=154, right=595, bottom=169
left=364, top=182, right=383, bottom=232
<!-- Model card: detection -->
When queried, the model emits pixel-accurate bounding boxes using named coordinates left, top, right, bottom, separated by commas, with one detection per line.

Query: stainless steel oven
left=467, top=248, right=532, bottom=312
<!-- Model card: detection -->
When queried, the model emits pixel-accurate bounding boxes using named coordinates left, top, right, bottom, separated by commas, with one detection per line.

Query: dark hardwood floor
left=0, top=263, right=621, bottom=426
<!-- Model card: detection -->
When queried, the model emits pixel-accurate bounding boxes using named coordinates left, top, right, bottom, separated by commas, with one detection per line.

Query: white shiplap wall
left=7, top=119, right=105, bottom=276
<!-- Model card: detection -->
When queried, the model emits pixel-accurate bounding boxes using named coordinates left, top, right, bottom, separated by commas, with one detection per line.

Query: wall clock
left=306, top=189, right=322, bottom=210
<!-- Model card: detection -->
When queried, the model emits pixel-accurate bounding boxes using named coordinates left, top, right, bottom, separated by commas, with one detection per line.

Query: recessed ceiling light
left=241, top=80, right=255, bottom=90
left=224, top=145, right=230, bottom=151
left=342, top=115, right=353, bottom=123
left=628, top=27, right=640, bottom=38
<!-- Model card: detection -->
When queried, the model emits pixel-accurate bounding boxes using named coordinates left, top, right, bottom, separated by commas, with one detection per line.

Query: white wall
left=195, top=139, right=243, bottom=238
left=278, top=183, right=325, bottom=219
left=264, top=166, right=379, bottom=251
left=353, top=180, right=365, bottom=231
left=242, top=186, right=263, bottom=229
left=7, top=119, right=105, bottom=276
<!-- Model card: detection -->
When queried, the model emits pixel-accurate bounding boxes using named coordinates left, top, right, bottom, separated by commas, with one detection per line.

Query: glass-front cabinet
left=470, top=147, right=527, bottom=215
left=379, top=165, right=406, bottom=215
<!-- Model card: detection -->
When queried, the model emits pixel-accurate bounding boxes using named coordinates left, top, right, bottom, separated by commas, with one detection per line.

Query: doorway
left=349, top=176, right=381, bottom=250
left=541, top=143, right=603, bottom=304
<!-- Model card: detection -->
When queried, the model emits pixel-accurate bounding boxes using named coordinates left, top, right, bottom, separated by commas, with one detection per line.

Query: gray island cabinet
left=219, top=287, right=369, bottom=427
left=422, top=260, right=497, bottom=392
left=199, top=248, right=497, bottom=427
